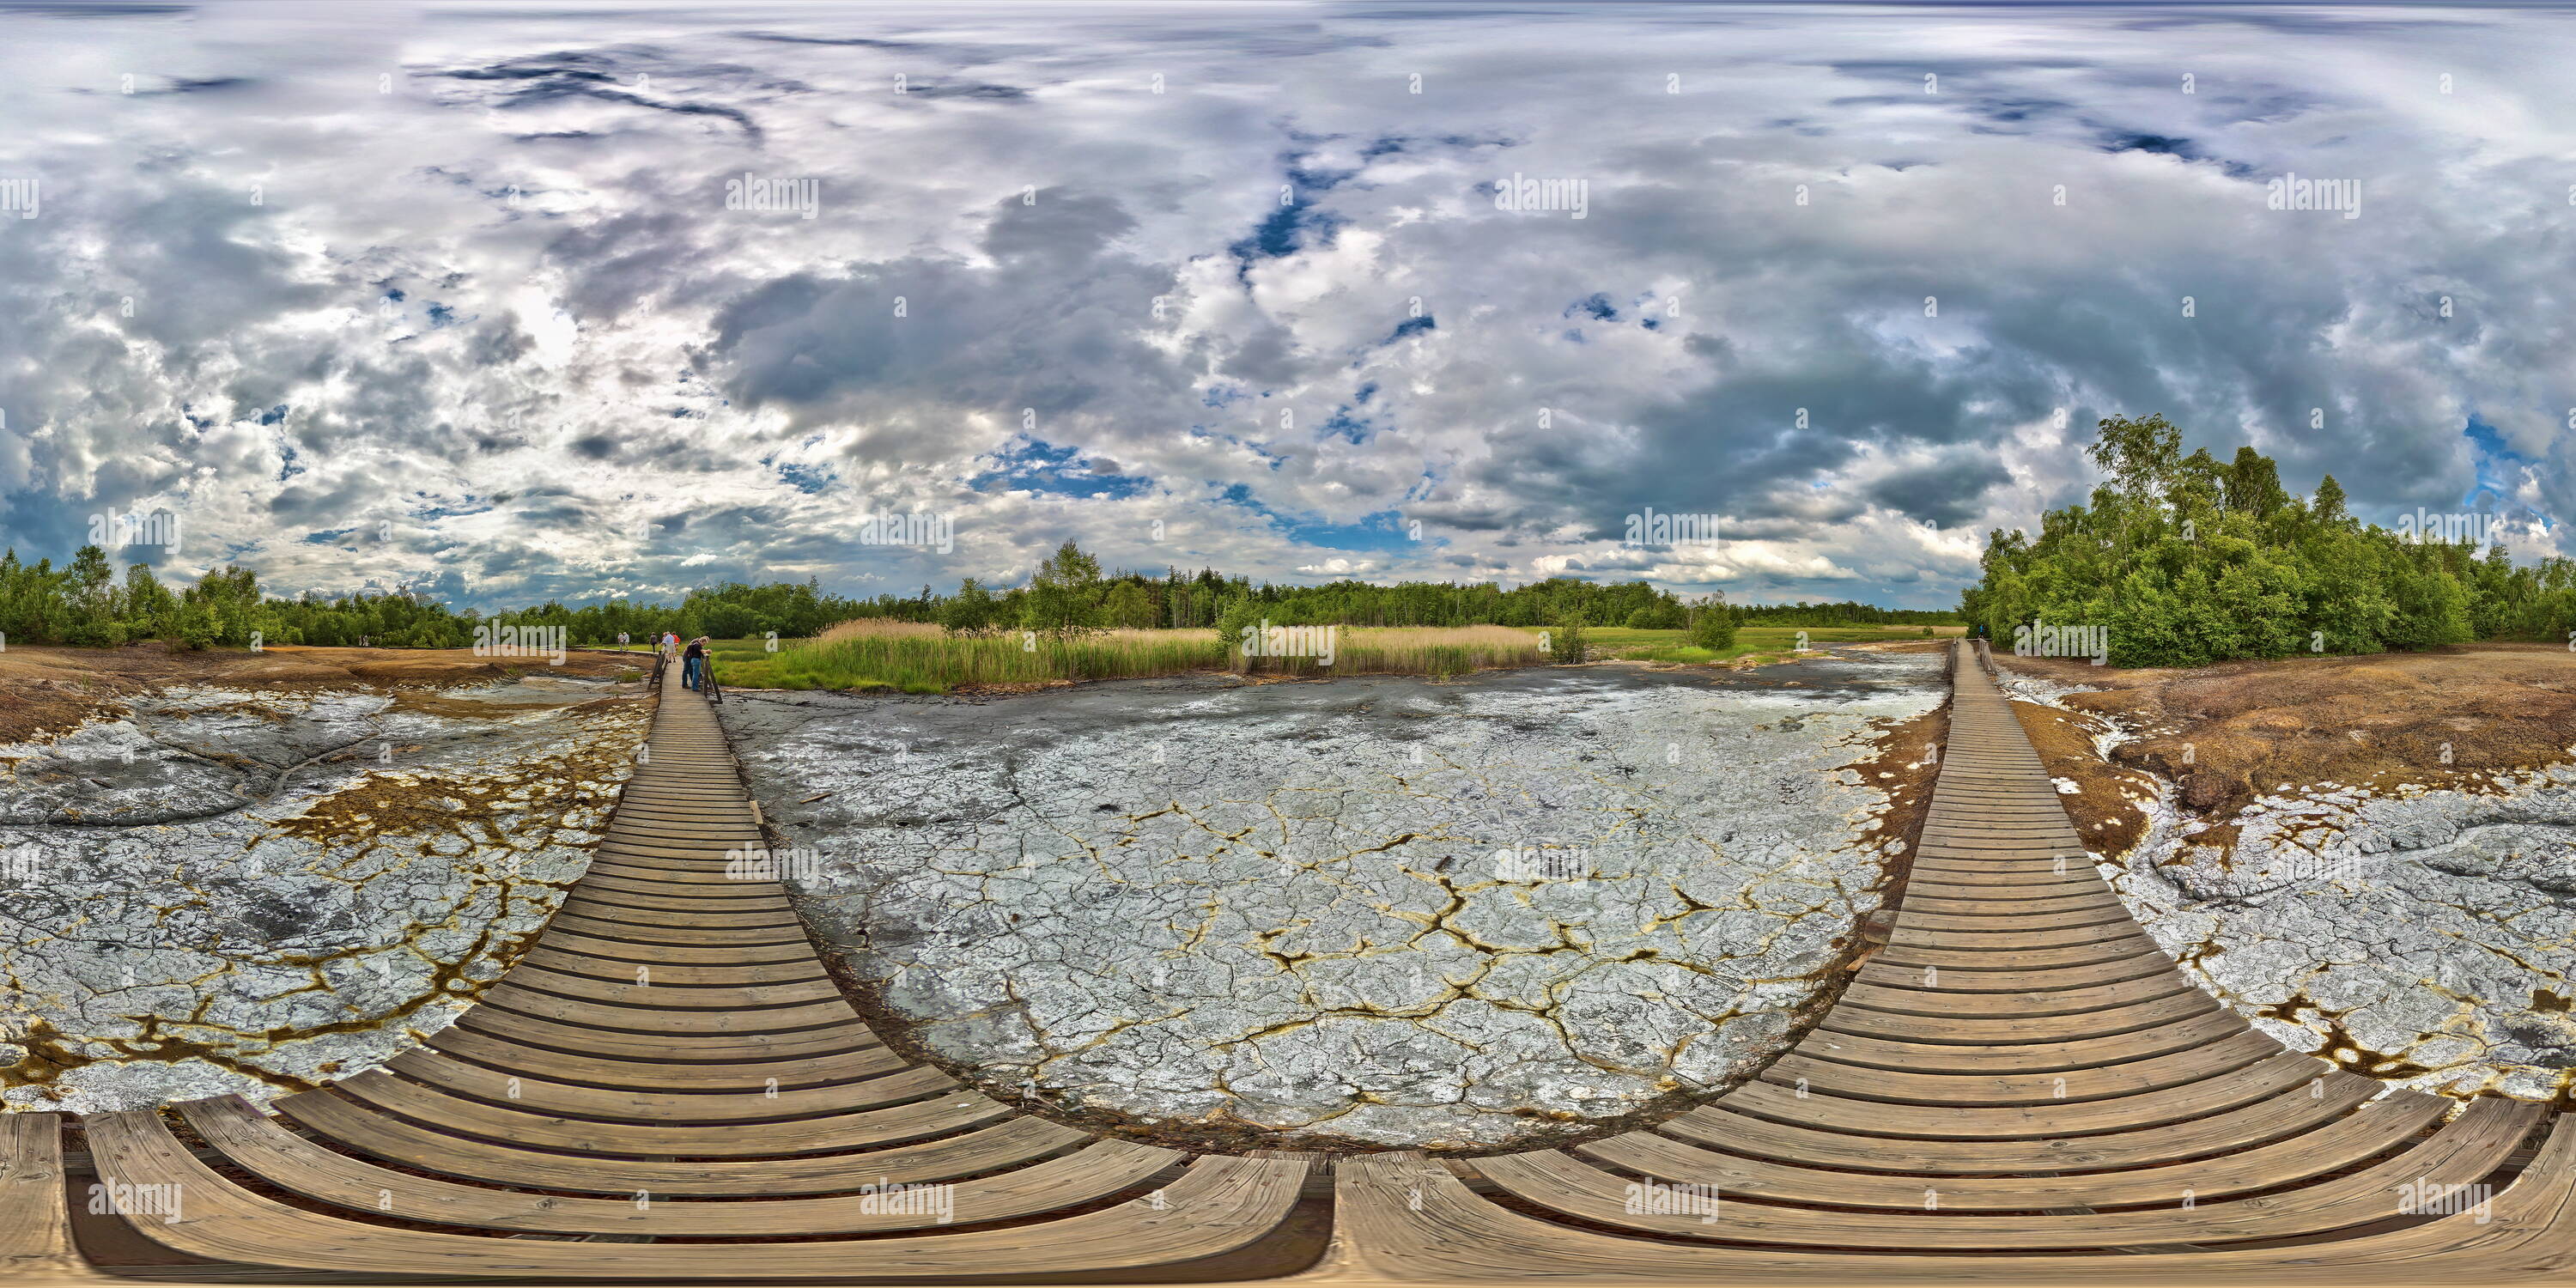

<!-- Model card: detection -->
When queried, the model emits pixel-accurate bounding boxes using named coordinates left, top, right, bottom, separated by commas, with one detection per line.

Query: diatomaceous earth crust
left=726, top=655, right=1943, bottom=1151
left=1, top=677, right=647, bottom=1113
left=1996, top=666, right=2576, bottom=1103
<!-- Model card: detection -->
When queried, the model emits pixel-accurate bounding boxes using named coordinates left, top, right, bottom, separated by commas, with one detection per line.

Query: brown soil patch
left=2008, top=701, right=2165, bottom=859
left=1996, top=644, right=2576, bottom=856
left=1844, top=639, right=1954, bottom=656
left=1838, top=701, right=1951, bottom=965
left=0, top=645, right=649, bottom=744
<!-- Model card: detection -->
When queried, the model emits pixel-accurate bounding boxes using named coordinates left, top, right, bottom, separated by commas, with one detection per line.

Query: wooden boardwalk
left=9, top=641, right=2569, bottom=1284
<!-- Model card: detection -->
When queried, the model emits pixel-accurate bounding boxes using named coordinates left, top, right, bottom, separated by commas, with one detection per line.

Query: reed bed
left=709, top=623, right=1552, bottom=693
left=1270, top=625, right=1549, bottom=677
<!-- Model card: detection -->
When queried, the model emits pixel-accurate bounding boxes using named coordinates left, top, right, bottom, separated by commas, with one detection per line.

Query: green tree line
left=0, top=536, right=1950, bottom=652
left=930, top=542, right=1736, bottom=635
left=1960, top=414, right=2576, bottom=666
left=0, top=551, right=866, bottom=650
left=1729, top=600, right=1959, bottom=627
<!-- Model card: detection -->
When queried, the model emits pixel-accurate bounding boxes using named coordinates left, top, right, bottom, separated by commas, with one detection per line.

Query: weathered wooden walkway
left=8, top=641, right=2569, bottom=1284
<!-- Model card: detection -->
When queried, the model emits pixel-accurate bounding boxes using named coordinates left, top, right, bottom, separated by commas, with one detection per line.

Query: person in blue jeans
left=682, top=636, right=707, bottom=690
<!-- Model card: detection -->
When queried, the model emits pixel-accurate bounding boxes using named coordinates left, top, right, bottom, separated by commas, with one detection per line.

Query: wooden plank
left=576, top=862, right=763, bottom=887
left=530, top=925, right=820, bottom=965
left=274, top=1091, right=1094, bottom=1194
left=318, top=1069, right=1011, bottom=1156
left=383, top=1048, right=953, bottom=1121
left=2178, top=1113, right=2576, bottom=1273
left=1763, top=1030, right=2288, bottom=1104
left=515, top=944, right=829, bottom=986
left=588, top=840, right=747, bottom=863
left=475, top=980, right=859, bottom=1035
left=1887, top=920, right=2152, bottom=952
left=497, top=961, right=844, bottom=1010
left=574, top=871, right=788, bottom=901
left=1899, top=875, right=2110, bottom=896
left=1671, top=1072, right=2379, bottom=1173
left=1784, top=1011, right=2268, bottom=1075
left=1871, top=935, right=2166, bottom=971
left=0, top=1115, right=79, bottom=1279
left=1891, top=907, right=2141, bottom=934
left=181, top=1097, right=1180, bottom=1236
left=1833, top=973, right=2196, bottom=1019
left=455, top=999, right=882, bottom=1061
left=1897, top=892, right=2129, bottom=917
left=1581, top=1094, right=2454, bottom=1210
left=1814, top=988, right=2218, bottom=1044
left=543, top=909, right=813, bottom=946
left=420, top=1023, right=904, bottom=1091
left=1855, top=953, right=2179, bottom=993
left=1476, top=1098, right=2535, bottom=1249
left=1720, top=1051, right=2351, bottom=1139
left=556, top=895, right=803, bottom=928
left=85, top=1109, right=1312, bottom=1280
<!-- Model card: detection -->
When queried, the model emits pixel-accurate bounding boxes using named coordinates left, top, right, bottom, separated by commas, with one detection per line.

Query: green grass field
left=1586, top=623, right=1961, bottom=665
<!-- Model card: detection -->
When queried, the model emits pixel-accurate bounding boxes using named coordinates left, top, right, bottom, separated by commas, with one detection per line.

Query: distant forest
left=0, top=539, right=1955, bottom=650
left=1961, top=414, right=2576, bottom=666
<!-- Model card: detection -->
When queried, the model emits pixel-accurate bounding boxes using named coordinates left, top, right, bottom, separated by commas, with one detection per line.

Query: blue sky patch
left=1284, top=508, right=1415, bottom=553
left=1322, top=408, right=1372, bottom=444
left=974, top=437, right=1153, bottom=498
left=776, top=461, right=836, bottom=494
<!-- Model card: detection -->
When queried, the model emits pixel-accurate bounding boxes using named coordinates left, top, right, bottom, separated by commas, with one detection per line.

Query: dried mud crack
left=2, top=649, right=653, bottom=1112
left=729, top=653, right=1948, bottom=1152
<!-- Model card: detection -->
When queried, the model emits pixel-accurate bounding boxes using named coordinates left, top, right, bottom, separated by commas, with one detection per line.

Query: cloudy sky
left=1, top=0, right=2570, bottom=611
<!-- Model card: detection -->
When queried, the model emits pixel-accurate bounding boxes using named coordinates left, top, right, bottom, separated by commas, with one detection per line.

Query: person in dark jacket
left=683, top=636, right=707, bottom=690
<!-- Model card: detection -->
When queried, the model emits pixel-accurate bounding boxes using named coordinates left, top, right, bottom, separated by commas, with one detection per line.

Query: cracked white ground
left=729, top=654, right=1944, bottom=1151
left=1, top=677, right=647, bottom=1113
left=1999, top=670, right=2576, bottom=1103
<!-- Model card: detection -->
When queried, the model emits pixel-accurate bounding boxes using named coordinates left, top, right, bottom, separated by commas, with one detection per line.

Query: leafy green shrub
left=1689, top=605, right=1737, bottom=651
left=1551, top=617, right=1586, bottom=664
left=1960, top=415, right=2542, bottom=666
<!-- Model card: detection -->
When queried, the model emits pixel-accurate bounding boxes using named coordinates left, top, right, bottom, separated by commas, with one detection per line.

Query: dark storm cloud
left=703, top=191, right=1187, bottom=443
left=1867, top=454, right=2014, bottom=529
left=904, top=82, right=1030, bottom=100
left=730, top=32, right=925, bottom=51
left=434, top=50, right=770, bottom=142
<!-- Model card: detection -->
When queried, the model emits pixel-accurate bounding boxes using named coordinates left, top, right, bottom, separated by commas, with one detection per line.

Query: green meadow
left=1584, top=623, right=1960, bottom=666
